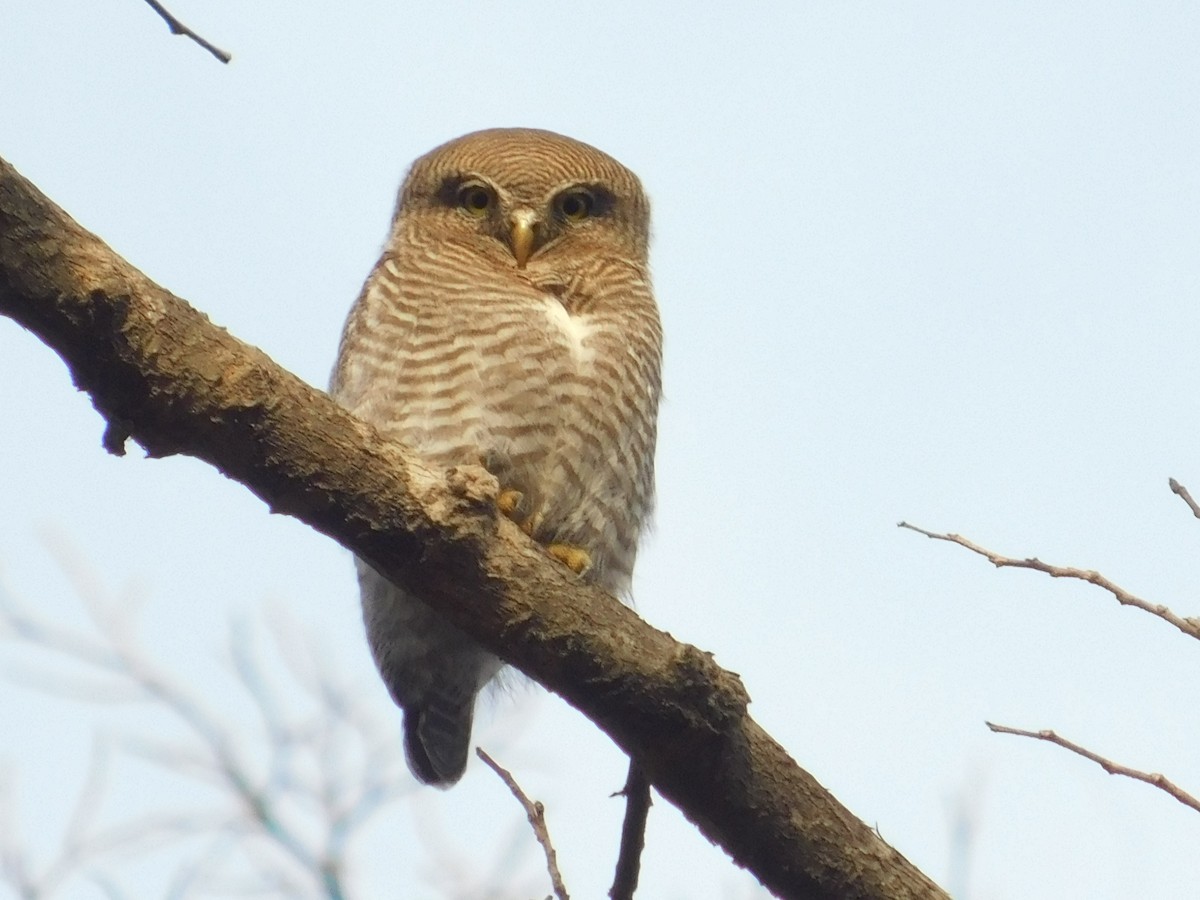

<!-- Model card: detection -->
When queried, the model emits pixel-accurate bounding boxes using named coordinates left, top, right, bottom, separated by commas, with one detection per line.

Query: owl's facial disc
left=508, top=208, right=539, bottom=269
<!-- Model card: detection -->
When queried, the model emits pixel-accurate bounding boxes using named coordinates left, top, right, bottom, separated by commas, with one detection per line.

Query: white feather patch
left=542, top=298, right=594, bottom=364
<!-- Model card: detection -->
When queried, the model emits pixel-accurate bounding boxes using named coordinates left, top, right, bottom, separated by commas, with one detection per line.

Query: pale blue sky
left=2, top=2, right=1199, bottom=898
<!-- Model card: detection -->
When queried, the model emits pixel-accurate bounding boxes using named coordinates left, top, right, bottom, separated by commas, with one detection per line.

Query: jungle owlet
left=330, top=128, right=662, bottom=786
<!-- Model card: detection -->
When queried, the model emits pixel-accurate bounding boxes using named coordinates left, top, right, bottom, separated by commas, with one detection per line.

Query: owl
left=330, top=128, right=662, bottom=786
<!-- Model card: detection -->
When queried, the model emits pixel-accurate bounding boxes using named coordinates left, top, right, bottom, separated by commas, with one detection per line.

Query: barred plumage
left=331, top=129, right=661, bottom=786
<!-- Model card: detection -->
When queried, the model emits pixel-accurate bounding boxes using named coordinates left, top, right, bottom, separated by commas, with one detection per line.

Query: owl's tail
left=403, top=696, right=476, bottom=787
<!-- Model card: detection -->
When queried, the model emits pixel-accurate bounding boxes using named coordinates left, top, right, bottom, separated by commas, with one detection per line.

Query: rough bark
left=0, top=156, right=948, bottom=900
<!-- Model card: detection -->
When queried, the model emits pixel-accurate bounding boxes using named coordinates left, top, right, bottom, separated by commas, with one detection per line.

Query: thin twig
left=1169, top=478, right=1200, bottom=520
left=141, top=0, right=232, bottom=64
left=986, top=722, right=1200, bottom=814
left=475, top=748, right=569, bottom=900
left=898, top=521, right=1200, bottom=641
left=609, top=759, right=651, bottom=900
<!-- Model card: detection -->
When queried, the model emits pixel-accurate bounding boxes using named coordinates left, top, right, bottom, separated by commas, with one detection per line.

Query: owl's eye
left=457, top=184, right=494, bottom=217
left=557, top=190, right=595, bottom=221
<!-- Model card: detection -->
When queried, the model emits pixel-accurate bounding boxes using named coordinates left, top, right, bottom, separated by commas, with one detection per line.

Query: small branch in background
left=476, top=748, right=569, bottom=900
left=903, top=488, right=1200, bottom=854
left=986, top=722, right=1200, bottom=814
left=0, top=770, right=38, bottom=898
left=943, top=769, right=984, bottom=900
left=1169, top=478, right=1200, bottom=520
left=141, top=0, right=231, bottom=64
left=0, top=553, right=411, bottom=899
left=609, top=760, right=651, bottom=900
left=897, top=521, right=1200, bottom=642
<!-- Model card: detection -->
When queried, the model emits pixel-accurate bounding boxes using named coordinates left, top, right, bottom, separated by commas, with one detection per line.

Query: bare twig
left=1169, top=478, right=1200, bottom=520
left=986, top=722, right=1200, bottom=814
left=141, top=0, right=231, bottom=64
left=609, top=760, right=651, bottom=900
left=476, top=748, right=569, bottom=900
left=898, top=521, right=1200, bottom=641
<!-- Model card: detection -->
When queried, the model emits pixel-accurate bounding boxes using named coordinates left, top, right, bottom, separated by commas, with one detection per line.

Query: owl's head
left=393, top=128, right=650, bottom=271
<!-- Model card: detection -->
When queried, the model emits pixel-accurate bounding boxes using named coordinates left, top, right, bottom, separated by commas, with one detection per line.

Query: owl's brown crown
left=393, top=127, right=650, bottom=270
left=410, top=128, right=642, bottom=202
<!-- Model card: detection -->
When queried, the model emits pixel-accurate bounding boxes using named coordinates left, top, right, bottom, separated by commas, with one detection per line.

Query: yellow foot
left=497, top=488, right=543, bottom=535
left=547, top=543, right=592, bottom=575
left=496, top=489, right=523, bottom=517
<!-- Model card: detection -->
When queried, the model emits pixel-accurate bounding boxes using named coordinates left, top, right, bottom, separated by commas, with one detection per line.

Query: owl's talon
left=496, top=489, right=523, bottom=517
left=547, top=543, right=592, bottom=575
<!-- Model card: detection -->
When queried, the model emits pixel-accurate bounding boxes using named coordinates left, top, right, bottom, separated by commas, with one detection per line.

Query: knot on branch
left=445, top=464, right=500, bottom=509
left=408, top=464, right=504, bottom=550
left=670, top=644, right=750, bottom=728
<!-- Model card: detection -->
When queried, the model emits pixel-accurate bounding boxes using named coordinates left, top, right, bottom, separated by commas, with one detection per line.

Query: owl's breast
left=381, top=281, right=588, bottom=467
left=537, top=293, right=596, bottom=366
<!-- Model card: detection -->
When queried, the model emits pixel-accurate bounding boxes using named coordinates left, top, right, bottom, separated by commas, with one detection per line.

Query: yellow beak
left=510, top=211, right=537, bottom=269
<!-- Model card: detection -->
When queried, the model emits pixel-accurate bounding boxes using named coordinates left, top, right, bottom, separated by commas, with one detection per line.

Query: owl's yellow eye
left=557, top=190, right=595, bottom=221
left=457, top=184, right=494, bottom=217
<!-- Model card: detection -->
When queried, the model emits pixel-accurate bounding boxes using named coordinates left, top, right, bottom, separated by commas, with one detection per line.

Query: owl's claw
left=497, top=488, right=588, bottom=572
left=547, top=543, right=592, bottom=575
left=496, top=489, right=523, bottom=517
left=496, top=489, right=539, bottom=535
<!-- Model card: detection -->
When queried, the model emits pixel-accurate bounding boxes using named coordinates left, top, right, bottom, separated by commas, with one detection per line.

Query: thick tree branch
left=0, top=156, right=947, bottom=900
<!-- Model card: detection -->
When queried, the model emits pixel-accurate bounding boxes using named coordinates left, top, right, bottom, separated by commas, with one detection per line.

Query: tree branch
left=986, top=722, right=1200, bottom=814
left=1169, top=477, right=1200, bottom=521
left=898, top=521, right=1200, bottom=642
left=0, top=156, right=947, bottom=900
left=609, top=760, right=651, bottom=900
left=476, top=749, right=569, bottom=900
left=141, top=0, right=232, bottom=64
